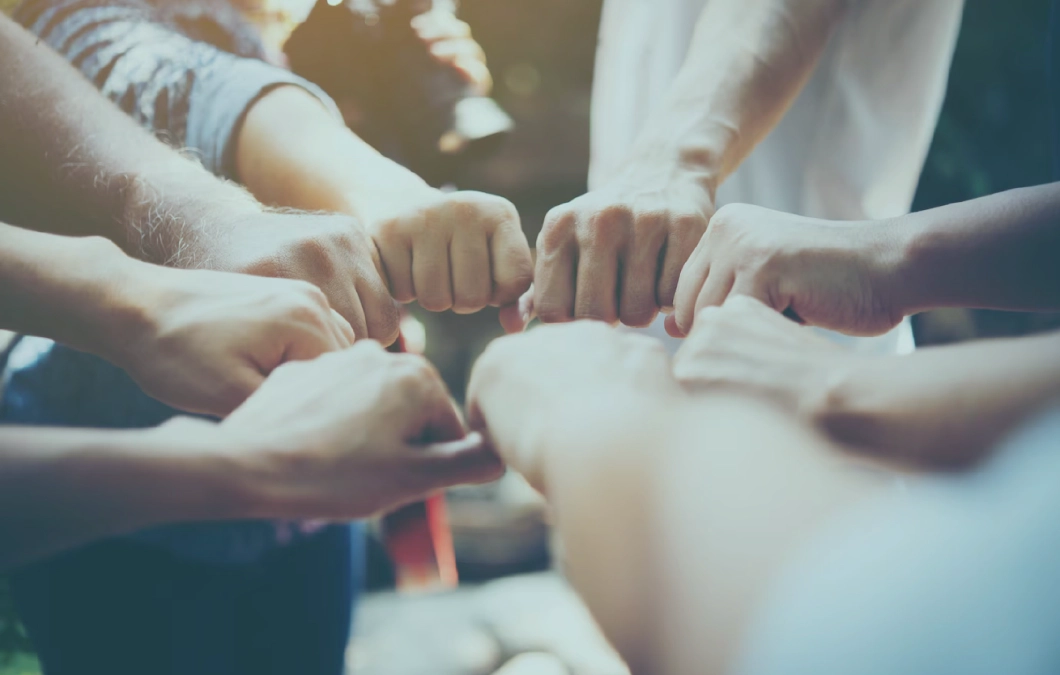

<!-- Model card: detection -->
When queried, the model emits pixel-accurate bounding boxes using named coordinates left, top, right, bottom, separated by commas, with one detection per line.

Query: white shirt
left=592, top=0, right=965, bottom=353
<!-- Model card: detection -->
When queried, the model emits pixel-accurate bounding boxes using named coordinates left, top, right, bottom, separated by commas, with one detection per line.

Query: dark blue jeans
left=12, top=524, right=362, bottom=675
left=1, top=338, right=363, bottom=675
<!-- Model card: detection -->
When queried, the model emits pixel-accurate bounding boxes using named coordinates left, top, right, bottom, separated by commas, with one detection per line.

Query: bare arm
left=467, top=321, right=880, bottom=674
left=0, top=424, right=248, bottom=571
left=0, top=14, right=257, bottom=259
left=671, top=184, right=1060, bottom=337
left=235, top=84, right=532, bottom=317
left=627, top=0, right=847, bottom=190
left=1, top=343, right=501, bottom=572
left=893, top=184, right=1060, bottom=314
left=818, top=330, right=1060, bottom=467
left=674, top=297, right=1060, bottom=468
left=528, top=0, right=848, bottom=329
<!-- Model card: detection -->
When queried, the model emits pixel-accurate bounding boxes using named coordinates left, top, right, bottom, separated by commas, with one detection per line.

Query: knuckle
left=453, top=294, right=490, bottom=315
left=536, top=305, right=572, bottom=323
left=578, top=206, right=633, bottom=245
left=537, top=208, right=577, bottom=253
left=620, top=303, right=659, bottom=328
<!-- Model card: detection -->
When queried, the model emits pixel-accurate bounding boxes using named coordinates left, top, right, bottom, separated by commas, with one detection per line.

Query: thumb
left=498, top=288, right=535, bottom=334
left=664, top=313, right=686, bottom=338
left=208, top=364, right=266, bottom=418
left=414, top=432, right=505, bottom=489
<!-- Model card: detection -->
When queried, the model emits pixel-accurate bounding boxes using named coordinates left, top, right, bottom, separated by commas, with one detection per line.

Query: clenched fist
left=361, top=187, right=533, bottom=317
left=112, top=262, right=355, bottom=417
left=188, top=211, right=402, bottom=345
left=519, top=168, right=713, bottom=330
left=669, top=204, right=905, bottom=338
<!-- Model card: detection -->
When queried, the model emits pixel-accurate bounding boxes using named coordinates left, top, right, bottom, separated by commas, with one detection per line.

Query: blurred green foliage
left=0, top=580, right=37, bottom=675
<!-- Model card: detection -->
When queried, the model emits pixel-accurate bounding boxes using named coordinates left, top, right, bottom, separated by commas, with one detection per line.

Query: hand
left=358, top=185, right=533, bottom=318
left=411, top=9, right=492, bottom=96
left=467, top=321, right=678, bottom=492
left=673, top=296, right=863, bottom=419
left=521, top=167, right=713, bottom=330
left=200, top=211, right=401, bottom=345
left=216, top=342, right=504, bottom=519
left=668, top=204, right=905, bottom=338
left=110, top=263, right=354, bottom=417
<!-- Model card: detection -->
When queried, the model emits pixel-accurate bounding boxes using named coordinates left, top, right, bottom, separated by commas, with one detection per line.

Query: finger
left=453, top=58, right=492, bottom=95
left=672, top=238, right=711, bottom=336
left=664, top=313, right=684, bottom=338
left=450, top=228, right=492, bottom=315
left=330, top=308, right=356, bottom=348
left=574, top=247, right=619, bottom=323
left=534, top=245, right=576, bottom=324
left=355, top=270, right=400, bottom=346
left=428, top=38, right=487, bottom=65
left=412, top=228, right=454, bottom=313
left=411, top=11, right=472, bottom=40
left=693, top=267, right=736, bottom=318
left=204, top=365, right=266, bottom=418
left=414, top=433, right=505, bottom=489
left=619, top=221, right=666, bottom=327
left=375, top=234, right=415, bottom=304
left=425, top=394, right=468, bottom=445
left=658, top=221, right=707, bottom=311
left=490, top=216, right=533, bottom=307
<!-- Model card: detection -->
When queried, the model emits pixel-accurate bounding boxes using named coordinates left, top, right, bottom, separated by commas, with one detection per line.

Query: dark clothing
left=12, top=524, right=362, bottom=675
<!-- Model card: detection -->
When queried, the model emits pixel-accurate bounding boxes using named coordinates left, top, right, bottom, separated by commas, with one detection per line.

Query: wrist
left=136, top=419, right=265, bottom=522
left=623, top=131, right=729, bottom=204
left=882, top=213, right=938, bottom=317
left=119, top=164, right=262, bottom=266
left=809, top=356, right=887, bottom=453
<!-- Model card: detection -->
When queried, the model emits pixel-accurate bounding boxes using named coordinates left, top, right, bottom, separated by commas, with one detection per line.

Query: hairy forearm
left=819, top=331, right=1060, bottom=467
left=623, top=0, right=847, bottom=192
left=235, top=85, right=430, bottom=218
left=540, top=394, right=879, bottom=675
left=890, top=184, right=1060, bottom=314
left=0, top=424, right=250, bottom=571
left=0, top=15, right=259, bottom=262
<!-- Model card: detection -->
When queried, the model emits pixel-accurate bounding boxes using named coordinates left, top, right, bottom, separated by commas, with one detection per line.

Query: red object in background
left=382, top=331, right=459, bottom=593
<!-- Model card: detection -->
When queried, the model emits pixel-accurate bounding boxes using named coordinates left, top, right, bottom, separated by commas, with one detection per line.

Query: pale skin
left=511, top=0, right=848, bottom=330
left=674, top=296, right=1060, bottom=468
left=669, top=184, right=1060, bottom=337
left=665, top=182, right=1060, bottom=465
left=0, top=15, right=400, bottom=343
left=467, top=322, right=884, bottom=675
left=0, top=223, right=355, bottom=416
left=0, top=343, right=503, bottom=573
left=234, top=12, right=532, bottom=320
left=469, top=320, right=1060, bottom=674
left=0, top=15, right=503, bottom=570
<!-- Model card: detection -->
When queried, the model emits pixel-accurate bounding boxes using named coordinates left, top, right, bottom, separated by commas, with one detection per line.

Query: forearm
left=0, top=424, right=251, bottom=571
left=0, top=15, right=258, bottom=259
left=819, top=331, right=1060, bottom=467
left=0, top=224, right=148, bottom=359
left=622, top=0, right=847, bottom=192
left=890, top=184, right=1060, bottom=313
left=235, top=85, right=430, bottom=218
left=540, top=394, right=880, bottom=675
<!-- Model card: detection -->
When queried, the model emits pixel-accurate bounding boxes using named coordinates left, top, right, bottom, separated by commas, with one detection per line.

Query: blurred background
left=2, top=0, right=1058, bottom=673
